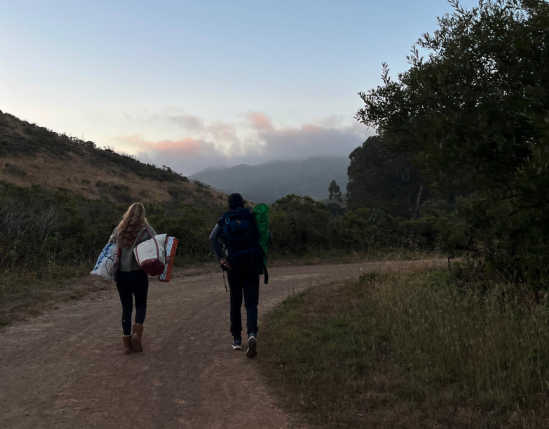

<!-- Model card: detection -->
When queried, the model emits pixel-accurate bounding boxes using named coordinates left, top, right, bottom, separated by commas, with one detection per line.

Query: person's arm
left=267, top=229, right=273, bottom=245
left=209, top=224, right=224, bottom=261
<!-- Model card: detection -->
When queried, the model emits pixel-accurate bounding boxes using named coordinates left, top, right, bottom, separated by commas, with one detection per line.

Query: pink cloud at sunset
left=246, top=112, right=273, bottom=131
left=117, top=135, right=220, bottom=158
left=116, top=111, right=372, bottom=175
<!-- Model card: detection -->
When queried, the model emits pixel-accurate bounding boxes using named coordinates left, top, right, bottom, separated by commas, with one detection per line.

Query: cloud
left=258, top=124, right=365, bottom=159
left=245, top=112, right=372, bottom=160
left=115, top=110, right=373, bottom=175
left=246, top=112, right=273, bottom=131
left=120, top=135, right=216, bottom=156
left=116, top=134, right=240, bottom=175
left=168, top=114, right=204, bottom=132
left=124, top=107, right=204, bottom=132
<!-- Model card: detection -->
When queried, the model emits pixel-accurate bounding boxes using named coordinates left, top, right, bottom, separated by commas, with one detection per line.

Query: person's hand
left=220, top=258, right=231, bottom=270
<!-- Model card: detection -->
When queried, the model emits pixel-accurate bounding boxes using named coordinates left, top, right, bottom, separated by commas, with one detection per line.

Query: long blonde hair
left=117, top=203, right=148, bottom=248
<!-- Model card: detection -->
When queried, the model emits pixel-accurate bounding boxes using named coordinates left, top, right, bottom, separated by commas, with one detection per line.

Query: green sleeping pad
left=253, top=204, right=269, bottom=276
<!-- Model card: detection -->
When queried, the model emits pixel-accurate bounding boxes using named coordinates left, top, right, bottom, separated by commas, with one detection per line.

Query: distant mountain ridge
left=190, top=157, right=349, bottom=203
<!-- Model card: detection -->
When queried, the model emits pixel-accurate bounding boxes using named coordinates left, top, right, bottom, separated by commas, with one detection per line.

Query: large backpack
left=219, top=208, right=264, bottom=270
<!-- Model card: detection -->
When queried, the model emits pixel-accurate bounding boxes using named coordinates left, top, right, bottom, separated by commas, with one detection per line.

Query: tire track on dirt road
left=0, top=262, right=375, bottom=429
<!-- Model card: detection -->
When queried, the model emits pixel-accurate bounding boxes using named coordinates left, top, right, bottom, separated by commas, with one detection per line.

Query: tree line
left=347, top=0, right=549, bottom=289
left=0, top=179, right=439, bottom=284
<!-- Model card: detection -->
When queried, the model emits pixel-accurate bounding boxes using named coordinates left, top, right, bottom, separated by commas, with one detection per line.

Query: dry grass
left=0, top=265, right=113, bottom=327
left=0, top=154, right=225, bottom=204
left=269, top=248, right=438, bottom=268
left=0, top=111, right=227, bottom=204
left=259, top=259, right=549, bottom=429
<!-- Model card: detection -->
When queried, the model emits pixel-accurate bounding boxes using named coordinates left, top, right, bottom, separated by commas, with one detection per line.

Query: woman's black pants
left=116, top=270, right=149, bottom=336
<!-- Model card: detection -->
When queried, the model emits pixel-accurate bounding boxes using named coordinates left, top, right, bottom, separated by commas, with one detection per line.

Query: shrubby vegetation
left=0, top=181, right=220, bottom=280
left=354, top=0, right=549, bottom=289
left=261, top=261, right=549, bottom=428
left=347, top=135, right=426, bottom=218
left=0, top=182, right=437, bottom=293
left=269, top=194, right=443, bottom=256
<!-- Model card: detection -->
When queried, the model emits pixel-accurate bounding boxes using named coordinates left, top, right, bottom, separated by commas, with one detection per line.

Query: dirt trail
left=0, top=262, right=373, bottom=429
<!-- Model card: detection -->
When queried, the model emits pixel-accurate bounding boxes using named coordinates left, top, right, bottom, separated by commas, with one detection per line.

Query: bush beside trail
left=0, top=183, right=446, bottom=326
left=0, top=184, right=445, bottom=285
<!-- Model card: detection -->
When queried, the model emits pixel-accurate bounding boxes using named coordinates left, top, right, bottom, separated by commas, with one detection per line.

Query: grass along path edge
left=258, top=259, right=549, bottom=429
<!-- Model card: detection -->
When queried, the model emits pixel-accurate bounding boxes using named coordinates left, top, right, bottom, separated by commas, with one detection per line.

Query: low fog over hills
left=190, top=157, right=349, bottom=204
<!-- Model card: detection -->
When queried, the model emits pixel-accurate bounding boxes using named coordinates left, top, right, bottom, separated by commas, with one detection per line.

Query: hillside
left=0, top=110, right=225, bottom=206
left=190, top=157, right=349, bottom=203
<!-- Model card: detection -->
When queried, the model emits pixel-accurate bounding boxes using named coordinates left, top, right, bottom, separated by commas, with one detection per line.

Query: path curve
left=0, top=262, right=372, bottom=429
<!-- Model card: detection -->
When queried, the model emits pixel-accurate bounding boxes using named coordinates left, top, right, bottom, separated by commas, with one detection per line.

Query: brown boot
left=123, top=335, right=132, bottom=355
left=131, top=323, right=144, bottom=353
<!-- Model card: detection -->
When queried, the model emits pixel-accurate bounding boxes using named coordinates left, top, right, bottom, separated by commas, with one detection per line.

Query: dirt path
left=0, top=262, right=373, bottom=429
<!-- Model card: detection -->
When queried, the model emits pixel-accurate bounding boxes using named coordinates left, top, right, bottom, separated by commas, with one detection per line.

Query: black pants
left=228, top=265, right=260, bottom=338
left=116, top=270, right=149, bottom=336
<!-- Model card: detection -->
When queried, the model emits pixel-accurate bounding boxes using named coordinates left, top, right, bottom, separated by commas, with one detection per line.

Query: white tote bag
left=133, top=228, right=167, bottom=276
left=90, top=242, right=120, bottom=280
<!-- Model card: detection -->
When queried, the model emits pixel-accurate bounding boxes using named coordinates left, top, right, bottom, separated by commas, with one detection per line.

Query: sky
left=0, top=0, right=479, bottom=175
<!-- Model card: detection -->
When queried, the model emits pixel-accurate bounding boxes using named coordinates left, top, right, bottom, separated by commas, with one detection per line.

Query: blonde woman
left=109, top=203, right=156, bottom=355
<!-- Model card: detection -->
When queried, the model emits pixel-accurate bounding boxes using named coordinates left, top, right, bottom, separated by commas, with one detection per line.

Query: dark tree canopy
left=356, top=0, right=549, bottom=194
left=328, top=179, right=342, bottom=203
left=355, top=0, right=549, bottom=286
left=347, top=136, right=426, bottom=219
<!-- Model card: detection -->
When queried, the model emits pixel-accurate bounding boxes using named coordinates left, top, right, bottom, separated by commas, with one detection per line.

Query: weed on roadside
left=260, top=260, right=549, bottom=428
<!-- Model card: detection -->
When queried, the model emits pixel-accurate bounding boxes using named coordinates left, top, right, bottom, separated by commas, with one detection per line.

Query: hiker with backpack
left=108, top=202, right=167, bottom=355
left=209, top=193, right=272, bottom=358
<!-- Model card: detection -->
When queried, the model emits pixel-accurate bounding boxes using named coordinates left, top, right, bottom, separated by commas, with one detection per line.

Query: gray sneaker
left=246, top=333, right=257, bottom=358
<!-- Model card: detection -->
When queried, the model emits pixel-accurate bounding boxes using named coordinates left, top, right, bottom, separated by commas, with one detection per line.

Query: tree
left=271, top=195, right=331, bottom=254
left=357, top=0, right=549, bottom=193
left=355, top=0, right=549, bottom=286
left=347, top=136, right=426, bottom=218
left=328, top=180, right=342, bottom=203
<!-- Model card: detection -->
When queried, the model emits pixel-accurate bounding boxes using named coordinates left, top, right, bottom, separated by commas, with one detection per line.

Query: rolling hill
left=190, top=157, right=350, bottom=204
left=0, top=110, right=225, bottom=207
